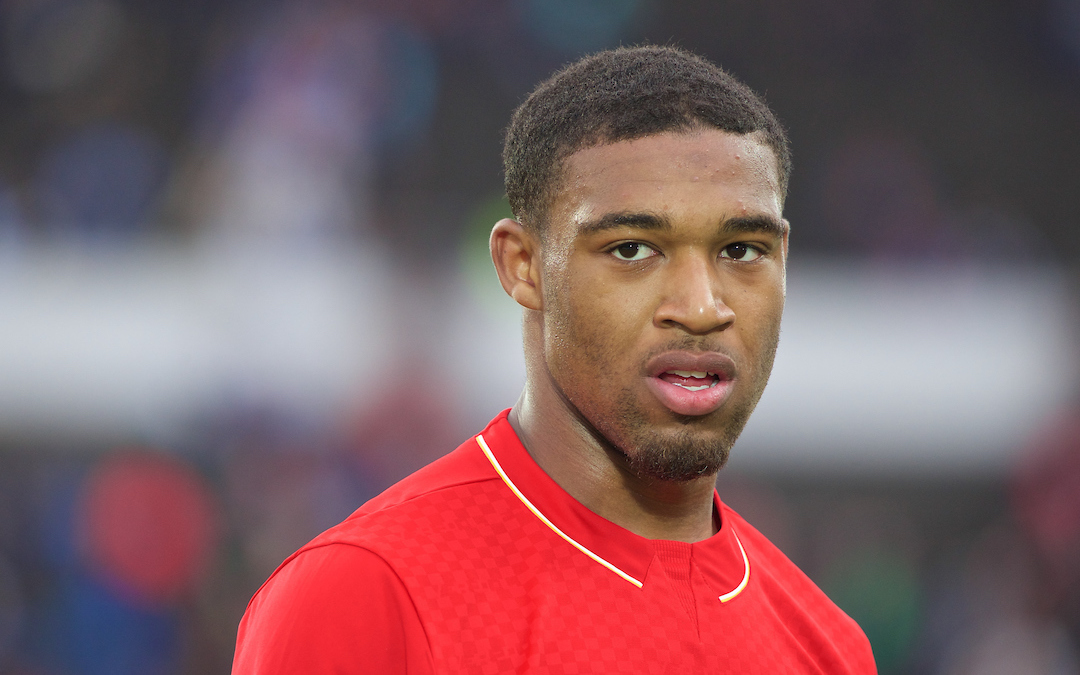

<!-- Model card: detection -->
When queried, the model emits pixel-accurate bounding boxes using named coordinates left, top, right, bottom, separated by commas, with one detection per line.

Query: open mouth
left=644, top=352, right=736, bottom=417
left=657, top=370, right=721, bottom=392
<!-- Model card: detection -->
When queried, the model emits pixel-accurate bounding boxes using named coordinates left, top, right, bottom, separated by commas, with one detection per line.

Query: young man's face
left=537, top=130, right=788, bottom=481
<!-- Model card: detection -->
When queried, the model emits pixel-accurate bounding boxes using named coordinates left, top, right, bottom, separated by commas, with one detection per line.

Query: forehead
left=552, top=131, right=783, bottom=233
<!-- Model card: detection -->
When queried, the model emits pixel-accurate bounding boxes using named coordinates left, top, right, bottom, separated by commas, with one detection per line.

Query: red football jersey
left=233, top=411, right=877, bottom=673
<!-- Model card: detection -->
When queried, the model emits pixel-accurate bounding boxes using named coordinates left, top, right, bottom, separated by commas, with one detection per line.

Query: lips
left=644, top=351, right=736, bottom=417
left=658, top=370, right=720, bottom=391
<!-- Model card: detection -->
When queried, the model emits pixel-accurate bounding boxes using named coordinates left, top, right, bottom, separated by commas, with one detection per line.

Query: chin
left=560, top=367, right=763, bottom=482
left=631, top=419, right=742, bottom=479
left=597, top=396, right=752, bottom=483
left=626, top=443, right=730, bottom=482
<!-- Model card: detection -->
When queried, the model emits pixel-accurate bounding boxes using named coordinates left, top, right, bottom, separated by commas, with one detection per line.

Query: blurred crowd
left=0, top=0, right=1079, bottom=673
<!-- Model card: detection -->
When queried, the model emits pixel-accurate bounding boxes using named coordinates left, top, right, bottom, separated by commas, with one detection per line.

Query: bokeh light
left=1012, top=405, right=1080, bottom=642
left=77, top=451, right=218, bottom=606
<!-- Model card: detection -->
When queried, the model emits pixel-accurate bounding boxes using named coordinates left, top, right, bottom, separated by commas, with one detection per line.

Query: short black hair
left=503, top=45, right=791, bottom=230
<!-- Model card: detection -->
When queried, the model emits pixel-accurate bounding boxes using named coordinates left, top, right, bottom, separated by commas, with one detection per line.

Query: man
left=233, top=46, right=877, bottom=673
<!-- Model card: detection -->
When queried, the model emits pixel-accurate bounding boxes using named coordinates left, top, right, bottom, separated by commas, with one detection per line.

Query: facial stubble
left=547, top=304, right=782, bottom=484
left=597, top=335, right=777, bottom=482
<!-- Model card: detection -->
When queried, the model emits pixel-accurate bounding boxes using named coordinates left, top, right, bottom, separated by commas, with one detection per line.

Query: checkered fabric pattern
left=233, top=411, right=877, bottom=674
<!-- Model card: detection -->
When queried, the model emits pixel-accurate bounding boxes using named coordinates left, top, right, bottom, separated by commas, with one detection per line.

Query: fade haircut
left=503, top=45, right=791, bottom=231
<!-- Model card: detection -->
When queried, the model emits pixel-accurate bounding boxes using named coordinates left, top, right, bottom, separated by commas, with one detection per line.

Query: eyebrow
left=722, top=214, right=788, bottom=239
left=577, top=211, right=786, bottom=238
left=577, top=212, right=671, bottom=234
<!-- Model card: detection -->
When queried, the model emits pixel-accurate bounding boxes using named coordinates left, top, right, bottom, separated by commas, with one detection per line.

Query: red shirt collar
left=476, top=410, right=750, bottom=601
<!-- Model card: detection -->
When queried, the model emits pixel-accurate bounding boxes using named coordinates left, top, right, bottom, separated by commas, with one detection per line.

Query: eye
left=720, top=243, right=763, bottom=262
left=611, top=242, right=657, bottom=261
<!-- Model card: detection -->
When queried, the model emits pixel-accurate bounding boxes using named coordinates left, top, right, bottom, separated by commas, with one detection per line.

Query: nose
left=653, top=254, right=735, bottom=334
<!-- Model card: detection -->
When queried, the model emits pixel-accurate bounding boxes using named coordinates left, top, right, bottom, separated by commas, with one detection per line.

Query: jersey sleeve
left=232, top=543, right=434, bottom=675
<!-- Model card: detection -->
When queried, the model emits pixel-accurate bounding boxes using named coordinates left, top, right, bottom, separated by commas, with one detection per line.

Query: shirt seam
left=254, top=542, right=437, bottom=667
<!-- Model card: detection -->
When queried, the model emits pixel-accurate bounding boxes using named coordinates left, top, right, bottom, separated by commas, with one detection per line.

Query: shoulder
left=233, top=543, right=435, bottom=673
left=241, top=543, right=407, bottom=627
left=232, top=433, right=501, bottom=674
left=271, top=432, right=500, bottom=573
left=321, top=432, right=502, bottom=547
left=249, top=412, right=523, bottom=603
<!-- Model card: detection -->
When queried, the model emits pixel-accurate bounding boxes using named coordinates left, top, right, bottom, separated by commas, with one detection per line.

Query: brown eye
left=611, top=242, right=655, bottom=261
left=720, top=243, right=762, bottom=262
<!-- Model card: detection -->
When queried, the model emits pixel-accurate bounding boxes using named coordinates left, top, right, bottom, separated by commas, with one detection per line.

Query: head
left=493, top=47, right=790, bottom=483
left=503, top=45, right=791, bottom=233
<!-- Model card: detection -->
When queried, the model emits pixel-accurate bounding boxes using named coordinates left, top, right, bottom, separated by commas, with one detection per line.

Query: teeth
left=670, top=370, right=710, bottom=378
left=674, top=383, right=714, bottom=391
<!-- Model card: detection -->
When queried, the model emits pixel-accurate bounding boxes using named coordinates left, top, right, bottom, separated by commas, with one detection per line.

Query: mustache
left=642, top=338, right=736, bottom=360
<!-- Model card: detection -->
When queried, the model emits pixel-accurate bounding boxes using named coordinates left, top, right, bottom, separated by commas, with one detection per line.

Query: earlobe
left=490, top=218, right=543, bottom=311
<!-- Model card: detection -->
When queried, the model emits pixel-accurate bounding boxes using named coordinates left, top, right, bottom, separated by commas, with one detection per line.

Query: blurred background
left=0, top=0, right=1078, bottom=672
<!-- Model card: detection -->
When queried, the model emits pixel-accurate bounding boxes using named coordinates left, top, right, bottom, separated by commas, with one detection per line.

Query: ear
left=490, top=218, right=543, bottom=310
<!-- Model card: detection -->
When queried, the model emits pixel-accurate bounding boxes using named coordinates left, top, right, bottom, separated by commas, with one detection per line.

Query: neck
left=508, top=380, right=719, bottom=544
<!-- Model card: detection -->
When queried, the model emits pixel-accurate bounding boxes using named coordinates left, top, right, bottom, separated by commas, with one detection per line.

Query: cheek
left=543, top=275, right=640, bottom=380
left=731, top=275, right=785, bottom=322
left=545, top=290, right=610, bottom=367
left=725, top=280, right=784, bottom=359
left=569, top=278, right=653, bottom=350
left=747, top=289, right=785, bottom=327
left=741, top=290, right=785, bottom=373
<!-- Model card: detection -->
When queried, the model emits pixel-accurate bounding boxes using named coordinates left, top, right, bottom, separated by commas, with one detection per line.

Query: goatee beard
left=601, top=394, right=755, bottom=482
left=624, top=434, right=731, bottom=481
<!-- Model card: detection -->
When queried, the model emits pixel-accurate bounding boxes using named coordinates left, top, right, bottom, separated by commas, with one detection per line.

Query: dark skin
left=491, top=130, right=789, bottom=544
